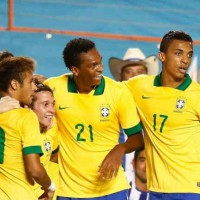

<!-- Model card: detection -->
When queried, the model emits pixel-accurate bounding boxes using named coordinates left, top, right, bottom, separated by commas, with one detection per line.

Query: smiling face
left=159, top=39, right=193, bottom=83
left=72, top=47, right=103, bottom=92
left=31, top=91, right=55, bottom=131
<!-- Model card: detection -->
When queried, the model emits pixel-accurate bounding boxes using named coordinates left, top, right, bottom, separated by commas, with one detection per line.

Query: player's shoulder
left=103, top=76, right=132, bottom=97
left=103, top=75, right=124, bottom=88
left=7, top=108, right=38, bottom=124
left=127, top=74, right=153, bottom=84
left=45, top=73, right=71, bottom=85
left=19, top=108, right=38, bottom=118
left=190, top=80, right=200, bottom=89
left=125, top=74, right=154, bottom=88
left=187, top=80, right=200, bottom=98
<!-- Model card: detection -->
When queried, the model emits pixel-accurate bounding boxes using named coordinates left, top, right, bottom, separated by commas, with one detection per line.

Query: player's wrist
left=48, top=180, right=56, bottom=192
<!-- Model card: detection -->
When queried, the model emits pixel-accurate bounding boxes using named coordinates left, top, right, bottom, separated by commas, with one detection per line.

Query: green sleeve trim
left=52, top=146, right=59, bottom=154
left=124, top=122, right=143, bottom=136
left=23, top=146, right=43, bottom=156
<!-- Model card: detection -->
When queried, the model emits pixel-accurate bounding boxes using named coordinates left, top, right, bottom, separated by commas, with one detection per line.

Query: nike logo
left=142, top=95, right=151, bottom=99
left=59, top=106, right=70, bottom=110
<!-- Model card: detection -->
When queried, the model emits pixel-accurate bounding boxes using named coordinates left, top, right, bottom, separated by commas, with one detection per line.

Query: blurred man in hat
left=109, top=48, right=159, bottom=81
left=108, top=48, right=159, bottom=200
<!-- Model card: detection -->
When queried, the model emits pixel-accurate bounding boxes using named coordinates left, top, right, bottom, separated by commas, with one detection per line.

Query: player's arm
left=99, top=83, right=144, bottom=179
left=0, top=96, right=20, bottom=113
left=99, top=132, right=143, bottom=180
left=22, top=112, right=55, bottom=200
left=24, top=153, right=55, bottom=200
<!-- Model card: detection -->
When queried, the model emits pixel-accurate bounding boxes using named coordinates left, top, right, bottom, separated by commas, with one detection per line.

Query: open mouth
left=179, top=67, right=187, bottom=74
left=45, top=114, right=54, bottom=119
left=94, top=74, right=102, bottom=80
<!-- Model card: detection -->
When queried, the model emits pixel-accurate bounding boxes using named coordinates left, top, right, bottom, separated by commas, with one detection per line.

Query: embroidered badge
left=100, top=104, right=110, bottom=121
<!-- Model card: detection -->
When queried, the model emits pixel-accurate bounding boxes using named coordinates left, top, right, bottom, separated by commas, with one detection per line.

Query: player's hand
left=98, top=144, right=125, bottom=180
left=0, top=96, right=20, bottom=113
left=38, top=190, right=54, bottom=200
left=33, top=74, right=47, bottom=83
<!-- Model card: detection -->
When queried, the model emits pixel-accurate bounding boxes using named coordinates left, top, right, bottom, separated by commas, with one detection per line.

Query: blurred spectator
left=128, top=147, right=149, bottom=200
left=109, top=48, right=159, bottom=81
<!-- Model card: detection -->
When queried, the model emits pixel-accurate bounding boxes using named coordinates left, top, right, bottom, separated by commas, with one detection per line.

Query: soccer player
left=0, top=56, right=55, bottom=200
left=45, top=38, right=144, bottom=200
left=0, top=81, right=59, bottom=200
left=125, top=30, right=200, bottom=200
left=30, top=81, right=59, bottom=200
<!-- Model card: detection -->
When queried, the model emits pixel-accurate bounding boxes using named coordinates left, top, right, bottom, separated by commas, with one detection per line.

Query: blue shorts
left=57, top=189, right=129, bottom=200
left=150, top=191, right=200, bottom=200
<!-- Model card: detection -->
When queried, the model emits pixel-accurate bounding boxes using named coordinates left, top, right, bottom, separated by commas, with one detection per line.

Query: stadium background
left=1, top=0, right=200, bottom=80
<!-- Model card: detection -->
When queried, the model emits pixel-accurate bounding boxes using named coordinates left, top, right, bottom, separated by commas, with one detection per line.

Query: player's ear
left=71, top=66, right=79, bottom=76
left=10, top=79, right=19, bottom=90
left=158, top=52, right=165, bottom=62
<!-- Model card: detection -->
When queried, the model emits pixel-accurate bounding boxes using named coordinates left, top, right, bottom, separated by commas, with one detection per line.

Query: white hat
left=109, top=48, right=159, bottom=81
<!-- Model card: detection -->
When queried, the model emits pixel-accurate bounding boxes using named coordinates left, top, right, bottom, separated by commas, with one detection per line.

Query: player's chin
left=42, top=120, right=52, bottom=127
left=93, top=77, right=102, bottom=85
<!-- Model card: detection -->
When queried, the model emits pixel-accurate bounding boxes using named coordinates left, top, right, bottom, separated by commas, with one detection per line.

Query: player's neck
left=75, top=80, right=96, bottom=94
left=161, top=71, right=186, bottom=88
left=135, top=178, right=148, bottom=192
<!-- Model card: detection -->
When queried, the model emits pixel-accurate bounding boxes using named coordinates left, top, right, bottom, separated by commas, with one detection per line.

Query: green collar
left=154, top=73, right=192, bottom=91
left=68, top=74, right=105, bottom=95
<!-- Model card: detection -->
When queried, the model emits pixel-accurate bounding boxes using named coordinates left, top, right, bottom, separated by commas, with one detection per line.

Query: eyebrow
left=175, top=48, right=193, bottom=53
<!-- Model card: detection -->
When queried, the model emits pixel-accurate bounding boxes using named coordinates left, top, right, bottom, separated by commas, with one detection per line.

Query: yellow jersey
left=0, top=108, right=43, bottom=200
left=33, top=118, right=59, bottom=198
left=45, top=74, right=142, bottom=197
left=125, top=74, right=200, bottom=193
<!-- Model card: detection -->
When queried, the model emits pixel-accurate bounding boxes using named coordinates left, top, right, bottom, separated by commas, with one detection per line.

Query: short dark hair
left=160, top=30, right=193, bottom=53
left=134, top=146, right=145, bottom=161
left=62, top=38, right=95, bottom=70
left=0, top=50, right=14, bottom=61
left=0, top=56, right=35, bottom=92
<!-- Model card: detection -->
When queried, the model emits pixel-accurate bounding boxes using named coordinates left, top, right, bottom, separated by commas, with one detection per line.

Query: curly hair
left=0, top=56, right=35, bottom=92
left=0, top=50, right=14, bottom=61
left=62, top=38, right=95, bottom=70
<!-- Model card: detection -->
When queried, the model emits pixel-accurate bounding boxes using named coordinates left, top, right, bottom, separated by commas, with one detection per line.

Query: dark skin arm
left=98, top=132, right=144, bottom=180
left=24, top=154, right=54, bottom=200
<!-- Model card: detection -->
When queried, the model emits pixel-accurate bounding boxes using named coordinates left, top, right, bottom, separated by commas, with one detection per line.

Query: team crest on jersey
left=174, top=96, right=187, bottom=112
left=43, top=139, right=51, bottom=152
left=100, top=104, right=110, bottom=121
